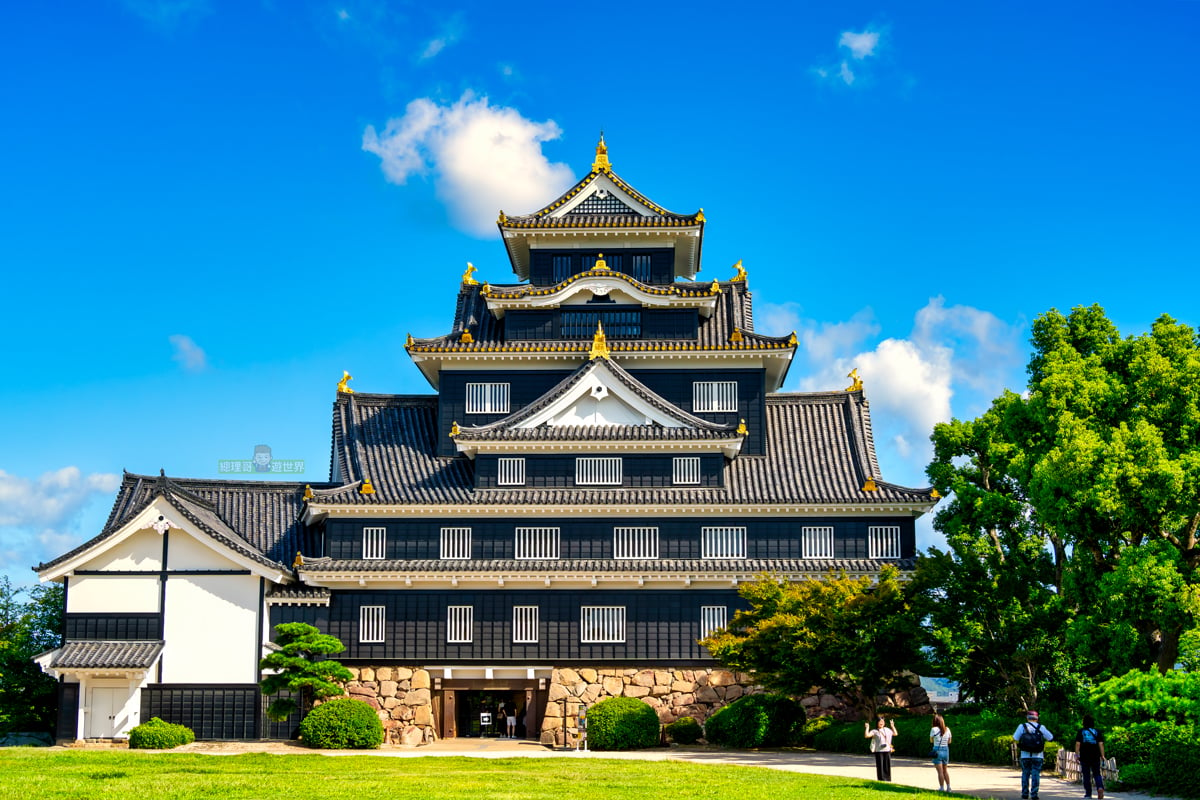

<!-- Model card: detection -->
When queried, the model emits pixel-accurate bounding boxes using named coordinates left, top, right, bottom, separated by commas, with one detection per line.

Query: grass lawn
left=0, top=751, right=953, bottom=800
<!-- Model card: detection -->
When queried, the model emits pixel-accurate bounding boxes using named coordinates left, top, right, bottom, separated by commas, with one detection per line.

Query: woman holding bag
left=930, top=713, right=952, bottom=792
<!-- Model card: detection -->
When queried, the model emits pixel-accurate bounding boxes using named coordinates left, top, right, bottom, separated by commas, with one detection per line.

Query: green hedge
left=299, top=698, right=383, bottom=749
left=127, top=717, right=195, bottom=749
left=587, top=697, right=660, bottom=751
left=1107, top=722, right=1200, bottom=798
left=704, top=694, right=803, bottom=748
left=665, top=716, right=702, bottom=744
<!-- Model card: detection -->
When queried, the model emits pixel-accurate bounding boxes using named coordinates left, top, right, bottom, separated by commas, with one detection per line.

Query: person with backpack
left=1012, top=710, right=1054, bottom=800
left=1074, top=714, right=1107, bottom=799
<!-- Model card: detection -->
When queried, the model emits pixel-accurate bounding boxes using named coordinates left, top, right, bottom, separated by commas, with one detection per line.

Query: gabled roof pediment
left=481, top=268, right=720, bottom=318
left=452, top=356, right=744, bottom=458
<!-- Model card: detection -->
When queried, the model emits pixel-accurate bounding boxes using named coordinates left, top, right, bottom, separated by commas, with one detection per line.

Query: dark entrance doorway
left=436, top=681, right=546, bottom=740
left=455, top=690, right=527, bottom=738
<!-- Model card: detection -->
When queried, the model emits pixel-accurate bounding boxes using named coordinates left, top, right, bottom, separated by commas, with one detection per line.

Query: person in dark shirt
left=1074, top=714, right=1107, bottom=799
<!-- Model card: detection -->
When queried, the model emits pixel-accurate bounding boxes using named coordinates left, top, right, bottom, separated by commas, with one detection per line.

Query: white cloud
left=840, top=30, right=880, bottom=59
left=419, top=14, right=464, bottom=61
left=839, top=61, right=855, bottom=85
left=169, top=334, right=208, bottom=372
left=363, top=93, right=576, bottom=237
left=336, top=8, right=350, bottom=21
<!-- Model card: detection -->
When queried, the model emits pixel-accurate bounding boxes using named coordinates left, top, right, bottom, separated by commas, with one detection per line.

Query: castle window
left=515, top=527, right=560, bottom=560
left=359, top=605, right=385, bottom=644
left=576, top=456, right=622, bottom=486
left=552, top=255, right=573, bottom=283
left=512, top=606, right=539, bottom=643
left=497, top=457, right=526, bottom=486
left=700, top=606, right=728, bottom=639
left=693, top=381, right=738, bottom=412
left=673, top=456, right=701, bottom=485
left=630, top=254, right=652, bottom=283
left=447, top=606, right=473, bottom=643
left=466, top=383, right=510, bottom=414
left=613, top=527, right=659, bottom=559
left=440, top=527, right=471, bottom=560
left=802, top=526, right=835, bottom=559
left=868, top=526, right=902, bottom=559
left=581, top=606, right=626, bottom=643
left=702, top=526, right=747, bottom=559
left=362, top=526, right=386, bottom=560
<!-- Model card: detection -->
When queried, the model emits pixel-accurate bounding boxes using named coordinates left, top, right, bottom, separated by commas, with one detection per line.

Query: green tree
left=702, top=566, right=924, bottom=719
left=0, top=578, right=64, bottom=733
left=259, top=622, right=354, bottom=721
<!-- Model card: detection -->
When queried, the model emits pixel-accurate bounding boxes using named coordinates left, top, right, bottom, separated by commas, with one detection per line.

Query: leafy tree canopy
left=0, top=578, right=63, bottom=734
left=259, top=622, right=354, bottom=721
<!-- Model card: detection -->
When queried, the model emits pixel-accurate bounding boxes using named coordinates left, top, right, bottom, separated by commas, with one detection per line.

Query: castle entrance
left=435, top=679, right=545, bottom=740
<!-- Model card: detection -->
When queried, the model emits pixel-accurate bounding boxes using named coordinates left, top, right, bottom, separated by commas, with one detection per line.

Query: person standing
left=1074, top=714, right=1107, bottom=799
left=1012, top=710, right=1054, bottom=800
left=506, top=702, right=518, bottom=738
left=865, top=716, right=899, bottom=781
left=930, top=713, right=952, bottom=792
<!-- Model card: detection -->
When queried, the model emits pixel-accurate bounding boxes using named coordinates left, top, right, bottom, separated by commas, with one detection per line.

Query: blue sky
left=2, top=1, right=1198, bottom=584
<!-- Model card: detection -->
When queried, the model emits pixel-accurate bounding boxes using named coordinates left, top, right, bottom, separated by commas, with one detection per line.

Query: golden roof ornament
left=302, top=485, right=314, bottom=501
left=736, top=419, right=748, bottom=435
left=730, top=328, right=744, bottom=343
left=788, top=331, right=798, bottom=346
left=592, top=134, right=612, bottom=174
left=359, top=478, right=376, bottom=495
left=497, top=211, right=507, bottom=225
left=337, top=371, right=355, bottom=394
left=292, top=551, right=304, bottom=569
left=709, top=279, right=721, bottom=294
left=460, top=329, right=474, bottom=344
left=450, top=421, right=461, bottom=437
left=862, top=476, right=878, bottom=492
left=405, top=333, right=414, bottom=348
left=592, top=253, right=610, bottom=271
left=589, top=322, right=611, bottom=361
left=731, top=260, right=747, bottom=282
left=462, top=262, right=479, bottom=285
left=695, top=209, right=706, bottom=223
left=931, top=488, right=942, bottom=499
left=845, top=368, right=863, bottom=392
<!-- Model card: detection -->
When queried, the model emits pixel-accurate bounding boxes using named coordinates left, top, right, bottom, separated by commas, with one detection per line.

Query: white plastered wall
left=67, top=574, right=160, bottom=613
left=168, top=527, right=249, bottom=570
left=161, top=573, right=259, bottom=683
left=79, top=527, right=163, bottom=571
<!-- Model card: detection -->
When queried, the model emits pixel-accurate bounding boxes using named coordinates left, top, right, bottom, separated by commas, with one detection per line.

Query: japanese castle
left=34, top=138, right=936, bottom=744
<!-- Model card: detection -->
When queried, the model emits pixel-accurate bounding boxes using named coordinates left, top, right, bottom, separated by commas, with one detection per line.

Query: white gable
left=549, top=174, right=657, bottom=218
left=517, top=367, right=687, bottom=430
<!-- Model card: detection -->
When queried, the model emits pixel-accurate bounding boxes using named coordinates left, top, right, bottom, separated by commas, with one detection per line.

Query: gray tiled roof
left=300, top=557, right=916, bottom=574
left=36, top=472, right=315, bottom=574
left=409, top=280, right=788, bottom=354
left=320, top=389, right=932, bottom=507
left=266, top=585, right=331, bottom=601
left=500, top=168, right=701, bottom=227
left=48, top=640, right=164, bottom=669
left=455, top=358, right=739, bottom=442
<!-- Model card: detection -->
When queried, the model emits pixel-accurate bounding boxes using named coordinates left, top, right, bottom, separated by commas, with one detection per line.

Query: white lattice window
left=693, top=381, right=738, bottom=412
left=613, top=527, right=659, bottom=559
left=673, top=456, right=701, bottom=485
left=497, top=457, right=525, bottom=486
left=359, top=605, right=385, bottom=643
left=581, top=606, right=626, bottom=643
left=803, top=526, right=835, bottom=559
left=576, top=456, right=622, bottom=485
left=362, top=526, right=386, bottom=560
left=702, top=526, right=747, bottom=559
left=512, top=606, right=539, bottom=643
left=465, top=382, right=510, bottom=414
left=447, top=605, right=473, bottom=643
left=869, top=526, right=902, bottom=559
left=440, top=527, right=471, bottom=560
left=515, top=527, right=560, bottom=560
left=700, top=606, right=728, bottom=639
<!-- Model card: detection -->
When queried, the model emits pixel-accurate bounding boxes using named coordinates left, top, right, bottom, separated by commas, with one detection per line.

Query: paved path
left=170, top=737, right=1177, bottom=800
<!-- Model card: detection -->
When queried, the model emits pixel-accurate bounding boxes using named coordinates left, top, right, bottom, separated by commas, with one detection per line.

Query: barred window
left=362, top=526, right=386, bottom=560
left=702, top=526, right=747, bottom=559
left=693, top=381, right=738, bottom=412
left=447, top=606, right=473, bottom=643
left=576, top=456, right=622, bottom=486
left=515, top=527, right=560, bottom=560
left=581, top=606, right=626, bottom=643
left=512, top=606, right=539, bottom=644
left=700, top=606, right=728, bottom=639
left=498, top=457, right=525, bottom=486
left=869, top=526, right=902, bottom=559
left=359, top=605, right=385, bottom=644
left=802, top=526, right=835, bottom=559
left=465, top=383, right=510, bottom=414
left=673, top=456, right=701, bottom=485
left=440, top=527, right=471, bottom=560
left=613, top=527, right=659, bottom=559
left=552, top=255, right=573, bottom=283
left=630, top=254, right=652, bottom=283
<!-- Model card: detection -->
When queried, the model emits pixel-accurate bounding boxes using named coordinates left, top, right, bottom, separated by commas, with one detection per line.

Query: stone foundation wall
left=342, top=666, right=437, bottom=746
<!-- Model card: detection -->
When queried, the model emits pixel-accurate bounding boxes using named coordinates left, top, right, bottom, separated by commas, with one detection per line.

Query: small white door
left=89, top=688, right=124, bottom=738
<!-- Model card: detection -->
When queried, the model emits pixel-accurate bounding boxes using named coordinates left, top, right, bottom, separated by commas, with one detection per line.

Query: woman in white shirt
left=930, top=713, right=952, bottom=792
left=864, top=716, right=899, bottom=781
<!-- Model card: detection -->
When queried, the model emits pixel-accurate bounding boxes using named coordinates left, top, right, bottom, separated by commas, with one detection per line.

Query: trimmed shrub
left=704, top=693, right=802, bottom=748
left=586, top=697, right=660, bottom=751
left=299, top=697, right=383, bottom=749
left=665, top=716, right=702, bottom=744
left=796, top=714, right=834, bottom=747
left=127, top=717, right=195, bottom=749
